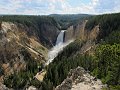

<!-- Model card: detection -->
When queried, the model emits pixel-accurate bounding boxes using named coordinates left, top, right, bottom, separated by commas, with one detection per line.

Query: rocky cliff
left=64, top=20, right=100, bottom=42
left=55, top=67, right=106, bottom=90
left=64, top=20, right=100, bottom=55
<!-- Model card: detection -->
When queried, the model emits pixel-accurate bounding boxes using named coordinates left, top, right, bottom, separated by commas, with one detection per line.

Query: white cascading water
left=46, top=30, right=74, bottom=65
left=55, top=30, right=65, bottom=45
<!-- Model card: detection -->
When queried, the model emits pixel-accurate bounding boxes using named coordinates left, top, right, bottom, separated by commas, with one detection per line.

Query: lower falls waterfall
left=46, top=30, right=74, bottom=65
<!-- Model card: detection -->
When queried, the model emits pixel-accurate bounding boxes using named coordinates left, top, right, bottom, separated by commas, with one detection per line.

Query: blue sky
left=0, top=0, right=120, bottom=15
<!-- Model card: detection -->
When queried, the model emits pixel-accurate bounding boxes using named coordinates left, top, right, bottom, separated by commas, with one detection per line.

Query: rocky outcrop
left=55, top=67, right=106, bottom=90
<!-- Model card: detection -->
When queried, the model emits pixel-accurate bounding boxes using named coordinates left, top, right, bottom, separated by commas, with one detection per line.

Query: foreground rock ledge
left=55, top=66, right=107, bottom=90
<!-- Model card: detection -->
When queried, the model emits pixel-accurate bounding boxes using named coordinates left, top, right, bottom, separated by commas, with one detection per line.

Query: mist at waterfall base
left=46, top=31, right=74, bottom=65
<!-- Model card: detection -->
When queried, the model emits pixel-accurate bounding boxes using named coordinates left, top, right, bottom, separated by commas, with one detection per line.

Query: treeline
left=0, top=15, right=58, bottom=27
left=85, top=13, right=120, bottom=40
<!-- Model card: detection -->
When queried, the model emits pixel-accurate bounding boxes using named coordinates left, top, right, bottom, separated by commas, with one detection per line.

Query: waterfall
left=46, top=30, right=74, bottom=65
left=56, top=30, right=65, bottom=45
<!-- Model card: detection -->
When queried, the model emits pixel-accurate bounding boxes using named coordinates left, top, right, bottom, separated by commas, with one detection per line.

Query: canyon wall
left=64, top=20, right=100, bottom=42
left=64, top=20, right=100, bottom=56
left=0, top=21, right=59, bottom=83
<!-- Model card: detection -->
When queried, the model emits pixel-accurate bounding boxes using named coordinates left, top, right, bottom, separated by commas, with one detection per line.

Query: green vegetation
left=43, top=39, right=120, bottom=90
left=94, top=44, right=120, bottom=85
left=42, top=13, right=120, bottom=90
left=0, top=15, right=58, bottom=27
left=3, top=48, right=41, bottom=89
left=85, top=13, right=120, bottom=40
left=103, top=31, right=120, bottom=45
left=42, top=40, right=96, bottom=89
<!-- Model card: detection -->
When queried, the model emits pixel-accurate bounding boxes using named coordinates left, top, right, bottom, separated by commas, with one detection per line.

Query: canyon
left=0, top=13, right=119, bottom=90
left=0, top=18, right=103, bottom=90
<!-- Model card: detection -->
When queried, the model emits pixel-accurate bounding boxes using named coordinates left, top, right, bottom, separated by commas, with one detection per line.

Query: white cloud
left=0, top=0, right=119, bottom=15
left=52, top=0, right=97, bottom=14
left=114, top=0, right=120, bottom=13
